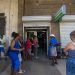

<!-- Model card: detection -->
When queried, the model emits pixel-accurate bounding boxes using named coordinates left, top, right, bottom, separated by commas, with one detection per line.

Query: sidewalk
left=56, top=59, right=66, bottom=75
left=0, top=58, right=63, bottom=75
left=0, top=59, right=10, bottom=73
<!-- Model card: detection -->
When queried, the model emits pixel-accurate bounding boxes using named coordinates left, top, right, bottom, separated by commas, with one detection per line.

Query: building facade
left=0, top=0, right=75, bottom=54
left=0, top=0, right=18, bottom=40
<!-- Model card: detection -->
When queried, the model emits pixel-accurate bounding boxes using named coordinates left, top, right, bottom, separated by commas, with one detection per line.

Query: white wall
left=60, top=22, right=75, bottom=48
left=60, top=15, right=75, bottom=48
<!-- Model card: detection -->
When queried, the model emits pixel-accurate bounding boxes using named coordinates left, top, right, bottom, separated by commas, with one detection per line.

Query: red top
left=25, top=39, right=32, bottom=51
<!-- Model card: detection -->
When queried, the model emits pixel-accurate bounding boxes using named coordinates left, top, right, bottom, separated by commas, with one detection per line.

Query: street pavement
left=0, top=57, right=66, bottom=75
left=56, top=59, right=66, bottom=75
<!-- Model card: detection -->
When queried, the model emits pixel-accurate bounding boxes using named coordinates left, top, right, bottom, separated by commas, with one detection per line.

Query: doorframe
left=23, top=26, right=50, bottom=55
left=22, top=16, right=52, bottom=55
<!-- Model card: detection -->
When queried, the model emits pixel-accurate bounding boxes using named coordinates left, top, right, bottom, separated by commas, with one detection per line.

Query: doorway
left=27, top=32, right=34, bottom=39
left=25, top=29, right=48, bottom=56
left=37, top=31, right=47, bottom=56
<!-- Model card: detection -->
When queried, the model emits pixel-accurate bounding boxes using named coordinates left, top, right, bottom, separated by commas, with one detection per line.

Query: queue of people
left=0, top=32, right=60, bottom=72
left=7, top=32, right=39, bottom=75
left=1, top=30, right=75, bottom=75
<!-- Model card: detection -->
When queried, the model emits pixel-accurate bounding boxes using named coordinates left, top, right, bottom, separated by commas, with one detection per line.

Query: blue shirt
left=49, top=37, right=58, bottom=48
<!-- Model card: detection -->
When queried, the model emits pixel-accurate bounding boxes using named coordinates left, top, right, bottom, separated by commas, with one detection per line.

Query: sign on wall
left=52, top=5, right=66, bottom=22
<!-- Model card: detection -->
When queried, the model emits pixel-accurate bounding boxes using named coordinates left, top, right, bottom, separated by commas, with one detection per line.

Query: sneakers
left=18, top=70, right=26, bottom=74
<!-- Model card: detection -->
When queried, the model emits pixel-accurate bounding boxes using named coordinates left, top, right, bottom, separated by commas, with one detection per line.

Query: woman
left=33, top=35, right=39, bottom=59
left=64, top=31, right=75, bottom=75
left=25, top=38, right=32, bottom=60
left=48, top=34, right=58, bottom=65
left=8, top=33, right=24, bottom=75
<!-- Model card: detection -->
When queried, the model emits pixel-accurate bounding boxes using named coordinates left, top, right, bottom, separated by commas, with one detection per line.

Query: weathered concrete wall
left=24, top=0, right=75, bottom=16
left=18, top=0, right=24, bottom=34
left=51, top=22, right=60, bottom=42
left=0, top=0, right=74, bottom=40
left=0, top=0, right=18, bottom=39
left=21, top=0, right=75, bottom=40
left=18, top=0, right=75, bottom=38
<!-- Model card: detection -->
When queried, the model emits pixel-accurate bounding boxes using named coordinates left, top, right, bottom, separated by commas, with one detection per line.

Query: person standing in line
left=64, top=31, right=75, bottom=75
left=48, top=34, right=58, bottom=65
left=25, top=38, right=32, bottom=60
left=30, top=37, right=34, bottom=56
left=8, top=32, right=24, bottom=75
left=18, top=35, right=26, bottom=73
left=33, top=35, right=39, bottom=59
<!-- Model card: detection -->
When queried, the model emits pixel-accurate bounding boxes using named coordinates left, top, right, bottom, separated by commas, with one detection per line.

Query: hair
left=33, top=35, right=37, bottom=39
left=11, top=32, right=16, bottom=37
left=14, top=33, right=19, bottom=39
left=70, top=31, right=75, bottom=39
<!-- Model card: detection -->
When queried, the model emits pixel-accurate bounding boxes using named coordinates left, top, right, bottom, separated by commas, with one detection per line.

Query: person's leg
left=10, top=60, right=14, bottom=75
left=18, top=61, right=26, bottom=73
left=54, top=47, right=58, bottom=64
left=18, top=53, right=25, bottom=73
left=51, top=56, right=55, bottom=65
left=25, top=50, right=28, bottom=60
left=28, top=49, right=32, bottom=60
left=10, top=57, right=16, bottom=75
left=35, top=47, right=38, bottom=58
left=14, top=59, right=20, bottom=72
left=18, top=61, right=23, bottom=73
left=1, top=51, right=5, bottom=58
left=9, top=52, right=20, bottom=75
left=51, top=47, right=57, bottom=64
left=34, top=47, right=35, bottom=56
left=54, top=56, right=58, bottom=64
left=12, top=70, right=17, bottom=75
left=18, top=53, right=22, bottom=72
left=23, top=51, right=26, bottom=60
left=0, top=47, right=5, bottom=58
left=8, top=51, right=13, bottom=75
